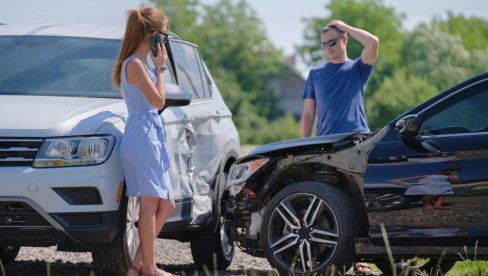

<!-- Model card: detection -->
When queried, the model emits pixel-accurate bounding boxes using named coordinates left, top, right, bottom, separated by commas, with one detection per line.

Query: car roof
left=0, top=24, right=180, bottom=40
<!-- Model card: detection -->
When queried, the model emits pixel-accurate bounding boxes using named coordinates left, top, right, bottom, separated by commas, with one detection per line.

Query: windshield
left=0, top=35, right=121, bottom=98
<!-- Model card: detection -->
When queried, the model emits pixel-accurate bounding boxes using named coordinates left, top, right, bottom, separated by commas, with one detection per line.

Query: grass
left=373, top=223, right=488, bottom=276
left=447, top=260, right=488, bottom=276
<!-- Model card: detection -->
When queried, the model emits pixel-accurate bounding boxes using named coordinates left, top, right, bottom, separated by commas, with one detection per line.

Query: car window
left=194, top=48, right=210, bottom=97
left=170, top=41, right=207, bottom=99
left=419, top=82, right=488, bottom=135
left=0, top=36, right=121, bottom=98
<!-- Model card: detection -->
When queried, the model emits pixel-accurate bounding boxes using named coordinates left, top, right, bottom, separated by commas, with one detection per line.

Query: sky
left=1, top=0, right=487, bottom=56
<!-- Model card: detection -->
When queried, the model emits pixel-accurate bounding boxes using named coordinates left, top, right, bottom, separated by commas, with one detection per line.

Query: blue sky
left=1, top=0, right=487, bottom=55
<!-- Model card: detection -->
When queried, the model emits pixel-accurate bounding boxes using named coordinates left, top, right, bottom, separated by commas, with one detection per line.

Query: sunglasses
left=154, top=30, right=169, bottom=44
left=321, top=36, right=343, bottom=49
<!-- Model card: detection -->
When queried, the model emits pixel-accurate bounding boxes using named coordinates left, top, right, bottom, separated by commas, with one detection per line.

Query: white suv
left=0, top=24, right=240, bottom=275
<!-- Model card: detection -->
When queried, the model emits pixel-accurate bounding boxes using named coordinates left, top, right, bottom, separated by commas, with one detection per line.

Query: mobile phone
left=150, top=34, right=161, bottom=57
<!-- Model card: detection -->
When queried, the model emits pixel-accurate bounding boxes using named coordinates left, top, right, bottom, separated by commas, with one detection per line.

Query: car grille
left=0, top=138, right=43, bottom=166
left=0, top=201, right=51, bottom=227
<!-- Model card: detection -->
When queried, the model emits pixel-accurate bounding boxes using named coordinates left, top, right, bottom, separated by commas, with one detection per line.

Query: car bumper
left=0, top=157, right=124, bottom=246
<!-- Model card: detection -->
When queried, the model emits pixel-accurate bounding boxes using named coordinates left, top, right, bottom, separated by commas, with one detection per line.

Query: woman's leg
left=434, top=196, right=446, bottom=209
left=152, top=199, right=176, bottom=275
left=422, top=195, right=435, bottom=211
left=138, top=196, right=159, bottom=269
left=131, top=198, right=175, bottom=271
left=155, top=199, right=176, bottom=233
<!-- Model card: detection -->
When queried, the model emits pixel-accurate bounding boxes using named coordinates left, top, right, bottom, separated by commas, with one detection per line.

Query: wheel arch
left=206, top=151, right=239, bottom=233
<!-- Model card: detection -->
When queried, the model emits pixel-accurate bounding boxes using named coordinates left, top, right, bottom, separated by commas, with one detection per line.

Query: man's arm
left=300, top=99, right=316, bottom=138
left=327, top=20, right=379, bottom=65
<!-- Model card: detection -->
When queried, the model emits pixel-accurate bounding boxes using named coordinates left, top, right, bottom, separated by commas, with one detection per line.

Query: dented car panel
left=225, top=128, right=387, bottom=257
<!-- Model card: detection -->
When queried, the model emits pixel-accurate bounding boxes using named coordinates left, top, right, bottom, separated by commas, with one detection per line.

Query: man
left=300, top=20, right=379, bottom=138
left=300, top=20, right=380, bottom=275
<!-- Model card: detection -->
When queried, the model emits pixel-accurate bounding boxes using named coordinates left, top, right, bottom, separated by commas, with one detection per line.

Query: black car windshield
left=0, top=35, right=121, bottom=98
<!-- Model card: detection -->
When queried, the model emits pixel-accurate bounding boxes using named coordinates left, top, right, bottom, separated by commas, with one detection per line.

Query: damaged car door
left=166, top=40, right=215, bottom=225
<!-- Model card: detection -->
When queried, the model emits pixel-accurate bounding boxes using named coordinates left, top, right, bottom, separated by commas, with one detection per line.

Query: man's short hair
left=321, top=25, right=345, bottom=35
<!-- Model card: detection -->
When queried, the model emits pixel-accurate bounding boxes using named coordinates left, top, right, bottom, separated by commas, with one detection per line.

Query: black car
left=224, top=72, right=488, bottom=275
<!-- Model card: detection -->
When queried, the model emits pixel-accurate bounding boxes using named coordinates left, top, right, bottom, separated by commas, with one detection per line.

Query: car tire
left=375, top=258, right=457, bottom=275
left=190, top=170, right=234, bottom=271
left=92, top=196, right=138, bottom=276
left=0, top=245, right=20, bottom=264
left=261, top=181, right=358, bottom=275
left=190, top=218, right=234, bottom=271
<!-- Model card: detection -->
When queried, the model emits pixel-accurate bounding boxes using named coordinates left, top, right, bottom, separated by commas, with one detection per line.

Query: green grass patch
left=447, top=260, right=488, bottom=276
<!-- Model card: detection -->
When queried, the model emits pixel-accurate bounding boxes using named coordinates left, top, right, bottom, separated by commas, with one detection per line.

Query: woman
left=113, top=7, right=175, bottom=276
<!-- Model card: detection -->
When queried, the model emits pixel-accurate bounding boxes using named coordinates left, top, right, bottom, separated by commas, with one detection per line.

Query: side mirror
left=395, top=115, right=420, bottom=138
left=158, top=84, right=192, bottom=114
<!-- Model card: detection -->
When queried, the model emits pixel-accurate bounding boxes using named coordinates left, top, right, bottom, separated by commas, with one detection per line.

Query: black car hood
left=249, top=132, right=368, bottom=156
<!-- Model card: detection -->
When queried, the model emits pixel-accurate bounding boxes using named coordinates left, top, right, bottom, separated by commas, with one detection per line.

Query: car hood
left=0, top=95, right=126, bottom=137
left=249, top=132, right=370, bottom=157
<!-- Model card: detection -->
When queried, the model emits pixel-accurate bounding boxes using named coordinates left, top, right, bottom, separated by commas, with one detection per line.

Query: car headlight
left=227, top=158, right=268, bottom=196
left=33, top=136, right=115, bottom=167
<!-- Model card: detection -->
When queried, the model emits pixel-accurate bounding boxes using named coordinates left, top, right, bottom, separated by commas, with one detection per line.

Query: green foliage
left=449, top=260, right=488, bottom=276
left=366, top=69, right=437, bottom=130
left=154, top=0, right=296, bottom=144
left=403, top=24, right=472, bottom=91
left=239, top=113, right=301, bottom=145
left=154, top=0, right=488, bottom=144
left=429, top=13, right=488, bottom=78
left=432, top=12, right=488, bottom=51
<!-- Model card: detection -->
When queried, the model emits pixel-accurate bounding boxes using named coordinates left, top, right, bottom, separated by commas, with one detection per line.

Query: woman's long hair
left=113, top=7, right=168, bottom=88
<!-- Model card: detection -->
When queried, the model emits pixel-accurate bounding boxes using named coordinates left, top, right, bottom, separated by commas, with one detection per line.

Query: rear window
left=0, top=35, right=121, bottom=98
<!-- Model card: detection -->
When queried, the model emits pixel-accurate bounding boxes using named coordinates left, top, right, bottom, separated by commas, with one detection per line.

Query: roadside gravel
left=3, top=239, right=277, bottom=276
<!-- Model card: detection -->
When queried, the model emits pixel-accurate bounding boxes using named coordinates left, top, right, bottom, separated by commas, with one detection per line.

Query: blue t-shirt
left=302, top=58, right=374, bottom=136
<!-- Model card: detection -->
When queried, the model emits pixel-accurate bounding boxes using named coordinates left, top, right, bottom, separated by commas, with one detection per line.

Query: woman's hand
left=150, top=34, right=168, bottom=69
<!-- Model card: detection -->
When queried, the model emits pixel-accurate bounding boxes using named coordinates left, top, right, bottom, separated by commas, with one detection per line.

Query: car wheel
left=190, top=171, right=234, bottom=270
left=92, top=196, right=138, bottom=276
left=0, top=245, right=20, bottom=264
left=375, top=258, right=456, bottom=275
left=261, top=181, right=358, bottom=275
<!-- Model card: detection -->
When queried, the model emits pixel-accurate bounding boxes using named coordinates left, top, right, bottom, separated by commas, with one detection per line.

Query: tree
left=430, top=13, right=488, bottom=78
left=154, top=0, right=300, bottom=144
left=366, top=69, right=437, bottom=130
left=403, top=24, right=473, bottom=91
left=431, top=12, right=488, bottom=52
